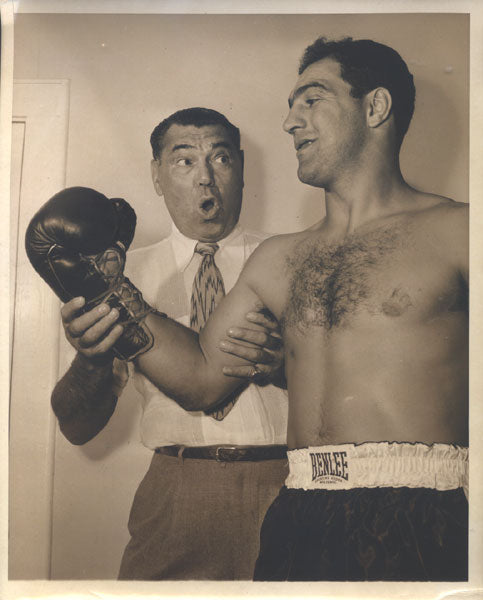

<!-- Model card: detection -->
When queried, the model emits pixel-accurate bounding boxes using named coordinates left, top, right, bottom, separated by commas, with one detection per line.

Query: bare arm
left=437, top=201, right=468, bottom=285
left=220, top=308, right=287, bottom=388
left=51, top=298, right=127, bottom=445
left=53, top=240, right=285, bottom=432
left=136, top=252, right=270, bottom=411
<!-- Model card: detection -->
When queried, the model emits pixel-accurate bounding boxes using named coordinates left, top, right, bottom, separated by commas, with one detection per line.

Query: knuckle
left=261, top=333, right=271, bottom=345
left=77, top=338, right=88, bottom=349
left=256, top=349, right=266, bottom=361
left=78, top=333, right=95, bottom=349
left=67, top=324, right=80, bottom=338
left=264, top=350, right=275, bottom=363
left=82, top=331, right=97, bottom=345
left=239, top=347, right=252, bottom=359
left=92, top=344, right=107, bottom=356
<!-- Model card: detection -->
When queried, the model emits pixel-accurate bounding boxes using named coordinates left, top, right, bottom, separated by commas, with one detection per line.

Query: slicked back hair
left=150, top=107, right=241, bottom=160
left=299, top=37, right=416, bottom=143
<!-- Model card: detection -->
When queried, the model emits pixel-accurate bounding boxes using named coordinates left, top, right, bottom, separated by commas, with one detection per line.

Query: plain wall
left=14, top=13, right=469, bottom=249
left=12, top=12, right=469, bottom=579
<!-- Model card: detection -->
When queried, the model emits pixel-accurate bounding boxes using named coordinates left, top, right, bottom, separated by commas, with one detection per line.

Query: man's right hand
left=61, top=296, right=124, bottom=364
left=53, top=297, right=127, bottom=445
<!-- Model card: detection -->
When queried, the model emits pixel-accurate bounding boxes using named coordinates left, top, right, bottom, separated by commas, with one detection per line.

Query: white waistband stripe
left=285, top=443, right=468, bottom=495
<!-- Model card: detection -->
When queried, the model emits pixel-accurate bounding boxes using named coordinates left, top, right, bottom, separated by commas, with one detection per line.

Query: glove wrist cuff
left=85, top=278, right=156, bottom=361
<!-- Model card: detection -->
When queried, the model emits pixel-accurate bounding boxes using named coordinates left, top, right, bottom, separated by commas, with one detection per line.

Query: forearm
left=51, top=353, right=118, bottom=445
left=135, top=312, right=242, bottom=411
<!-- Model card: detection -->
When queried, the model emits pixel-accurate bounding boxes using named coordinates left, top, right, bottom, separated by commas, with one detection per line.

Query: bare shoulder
left=416, top=194, right=468, bottom=228
left=239, top=231, right=311, bottom=277
left=414, top=195, right=468, bottom=277
left=235, top=231, right=313, bottom=310
left=407, top=192, right=466, bottom=237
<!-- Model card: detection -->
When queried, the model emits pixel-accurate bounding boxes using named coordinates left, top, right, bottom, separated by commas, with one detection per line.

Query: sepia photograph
left=1, top=1, right=481, bottom=598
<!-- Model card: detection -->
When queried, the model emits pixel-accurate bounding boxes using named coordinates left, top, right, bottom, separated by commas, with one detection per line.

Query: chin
left=298, top=166, right=326, bottom=189
left=198, top=222, right=228, bottom=242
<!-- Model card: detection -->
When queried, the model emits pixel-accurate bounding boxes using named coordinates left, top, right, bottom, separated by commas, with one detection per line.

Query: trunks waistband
left=286, top=442, right=468, bottom=495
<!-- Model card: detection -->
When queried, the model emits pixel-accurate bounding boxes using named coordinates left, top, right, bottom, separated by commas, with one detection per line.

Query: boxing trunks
left=254, top=442, right=468, bottom=581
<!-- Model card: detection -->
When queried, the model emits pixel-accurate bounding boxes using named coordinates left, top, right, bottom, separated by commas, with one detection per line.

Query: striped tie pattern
left=189, top=242, right=237, bottom=421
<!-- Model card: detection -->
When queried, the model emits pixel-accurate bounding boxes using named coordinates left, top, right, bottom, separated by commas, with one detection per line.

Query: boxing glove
left=25, top=186, right=154, bottom=361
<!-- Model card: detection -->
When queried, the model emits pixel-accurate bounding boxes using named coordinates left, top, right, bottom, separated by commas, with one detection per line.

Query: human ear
left=366, top=87, right=392, bottom=129
left=150, top=159, right=163, bottom=196
left=239, top=149, right=245, bottom=189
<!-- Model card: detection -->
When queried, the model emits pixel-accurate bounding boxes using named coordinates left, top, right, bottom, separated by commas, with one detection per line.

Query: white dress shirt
left=124, top=222, right=288, bottom=449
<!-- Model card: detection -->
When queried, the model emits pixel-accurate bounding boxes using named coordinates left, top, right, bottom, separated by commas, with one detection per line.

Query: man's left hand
left=219, top=309, right=285, bottom=387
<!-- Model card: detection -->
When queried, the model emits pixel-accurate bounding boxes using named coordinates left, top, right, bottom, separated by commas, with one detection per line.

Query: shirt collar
left=169, top=220, right=243, bottom=273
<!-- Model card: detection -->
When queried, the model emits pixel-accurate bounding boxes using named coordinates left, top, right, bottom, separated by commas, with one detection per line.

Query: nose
left=283, top=104, right=304, bottom=135
left=197, top=159, right=214, bottom=186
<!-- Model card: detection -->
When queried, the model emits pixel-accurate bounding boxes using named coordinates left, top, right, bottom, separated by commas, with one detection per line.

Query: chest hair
left=282, top=225, right=405, bottom=331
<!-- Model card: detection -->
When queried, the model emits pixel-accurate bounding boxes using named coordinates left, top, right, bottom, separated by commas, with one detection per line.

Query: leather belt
left=155, top=444, right=287, bottom=462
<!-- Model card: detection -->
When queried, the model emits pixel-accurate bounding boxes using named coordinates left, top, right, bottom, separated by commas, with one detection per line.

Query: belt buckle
left=215, top=446, right=238, bottom=462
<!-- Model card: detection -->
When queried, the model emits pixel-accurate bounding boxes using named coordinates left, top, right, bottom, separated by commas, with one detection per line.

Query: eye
left=305, top=98, right=320, bottom=107
left=214, top=154, right=230, bottom=165
left=176, top=158, right=192, bottom=167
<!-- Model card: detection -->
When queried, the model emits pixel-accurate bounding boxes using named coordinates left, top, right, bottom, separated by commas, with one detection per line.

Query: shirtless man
left=46, top=37, right=468, bottom=580
left=135, top=36, right=468, bottom=581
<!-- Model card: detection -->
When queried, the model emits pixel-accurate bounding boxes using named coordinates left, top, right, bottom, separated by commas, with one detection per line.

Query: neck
left=323, top=148, right=412, bottom=234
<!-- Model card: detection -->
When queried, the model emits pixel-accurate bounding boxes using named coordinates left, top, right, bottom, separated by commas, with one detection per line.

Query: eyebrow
left=211, top=141, right=234, bottom=152
left=170, top=143, right=195, bottom=153
left=170, top=141, right=234, bottom=153
left=288, top=81, right=330, bottom=108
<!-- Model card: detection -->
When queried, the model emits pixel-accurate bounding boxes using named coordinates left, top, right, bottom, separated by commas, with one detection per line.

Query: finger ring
left=250, top=364, right=262, bottom=378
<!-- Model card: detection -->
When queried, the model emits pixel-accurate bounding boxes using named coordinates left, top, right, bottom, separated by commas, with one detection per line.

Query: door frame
left=9, top=79, right=69, bottom=580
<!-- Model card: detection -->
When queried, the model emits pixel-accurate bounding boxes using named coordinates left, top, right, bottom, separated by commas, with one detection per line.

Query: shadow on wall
left=239, top=132, right=268, bottom=229
left=402, top=76, right=466, bottom=202
left=241, top=131, right=326, bottom=234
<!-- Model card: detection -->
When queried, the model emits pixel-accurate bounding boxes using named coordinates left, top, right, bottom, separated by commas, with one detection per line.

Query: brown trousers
left=118, top=451, right=288, bottom=580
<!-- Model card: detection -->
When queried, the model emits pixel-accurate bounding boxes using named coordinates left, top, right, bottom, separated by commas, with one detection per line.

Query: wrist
left=75, top=351, right=114, bottom=372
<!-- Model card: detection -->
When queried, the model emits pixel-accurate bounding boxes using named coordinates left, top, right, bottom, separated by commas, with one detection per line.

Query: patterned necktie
left=189, top=242, right=237, bottom=421
left=190, top=242, right=225, bottom=332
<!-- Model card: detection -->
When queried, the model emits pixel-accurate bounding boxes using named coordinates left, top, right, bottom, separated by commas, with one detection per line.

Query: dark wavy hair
left=150, top=107, right=241, bottom=160
left=299, top=37, right=416, bottom=143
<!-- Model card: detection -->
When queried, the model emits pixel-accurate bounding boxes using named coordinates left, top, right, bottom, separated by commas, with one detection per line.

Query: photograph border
left=1, top=1, right=482, bottom=599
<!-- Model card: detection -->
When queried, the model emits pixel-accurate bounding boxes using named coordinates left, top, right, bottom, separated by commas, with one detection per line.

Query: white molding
left=9, top=79, right=69, bottom=579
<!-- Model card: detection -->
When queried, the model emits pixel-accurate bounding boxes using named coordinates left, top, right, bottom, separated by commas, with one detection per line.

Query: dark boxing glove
left=25, top=186, right=155, bottom=361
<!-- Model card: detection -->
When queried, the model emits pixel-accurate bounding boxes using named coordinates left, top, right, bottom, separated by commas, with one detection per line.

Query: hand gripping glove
left=25, top=186, right=155, bottom=361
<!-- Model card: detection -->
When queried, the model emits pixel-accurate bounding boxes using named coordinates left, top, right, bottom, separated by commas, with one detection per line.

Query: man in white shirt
left=51, top=107, right=288, bottom=580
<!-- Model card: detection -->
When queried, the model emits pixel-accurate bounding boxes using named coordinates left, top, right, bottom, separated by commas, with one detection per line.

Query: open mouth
left=201, top=198, right=215, bottom=212
left=296, top=139, right=315, bottom=152
left=199, top=197, right=221, bottom=220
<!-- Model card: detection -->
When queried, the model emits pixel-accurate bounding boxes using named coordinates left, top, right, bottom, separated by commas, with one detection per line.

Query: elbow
left=177, top=386, right=232, bottom=413
left=173, top=393, right=213, bottom=413
left=63, top=431, right=91, bottom=446
left=51, top=392, right=100, bottom=446
left=165, top=386, right=226, bottom=413
left=58, top=420, right=97, bottom=446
